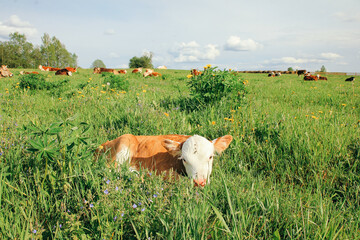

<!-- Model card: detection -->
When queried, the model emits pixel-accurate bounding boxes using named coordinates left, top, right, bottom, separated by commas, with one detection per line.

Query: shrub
left=18, top=73, right=69, bottom=91
left=103, top=74, right=130, bottom=91
left=187, top=66, right=247, bottom=104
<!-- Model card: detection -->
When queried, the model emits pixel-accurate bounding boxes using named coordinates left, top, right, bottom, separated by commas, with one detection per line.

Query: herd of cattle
left=0, top=65, right=356, bottom=82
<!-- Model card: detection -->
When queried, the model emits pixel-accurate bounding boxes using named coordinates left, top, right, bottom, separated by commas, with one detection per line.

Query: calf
left=316, top=74, right=328, bottom=81
left=132, top=68, right=143, bottom=73
left=345, top=77, right=355, bottom=82
left=118, top=69, right=127, bottom=74
left=20, top=71, right=39, bottom=75
left=55, top=68, right=72, bottom=76
left=0, top=65, right=13, bottom=78
left=96, top=134, right=233, bottom=187
left=143, top=69, right=154, bottom=77
left=65, top=67, right=77, bottom=72
left=304, top=75, right=318, bottom=81
left=93, top=67, right=118, bottom=74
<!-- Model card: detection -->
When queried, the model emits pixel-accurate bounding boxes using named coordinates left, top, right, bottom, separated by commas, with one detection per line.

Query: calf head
left=93, top=67, right=101, bottom=74
left=162, top=135, right=233, bottom=186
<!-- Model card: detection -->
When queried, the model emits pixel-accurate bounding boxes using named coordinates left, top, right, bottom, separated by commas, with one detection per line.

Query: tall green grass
left=0, top=68, right=359, bottom=239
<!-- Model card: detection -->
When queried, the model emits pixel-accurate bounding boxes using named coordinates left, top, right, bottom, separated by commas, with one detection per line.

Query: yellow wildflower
left=342, top=104, right=346, bottom=106
left=98, top=145, right=104, bottom=150
left=58, top=98, right=62, bottom=100
left=211, top=121, right=216, bottom=125
left=100, top=91, right=106, bottom=93
left=311, top=116, right=318, bottom=119
left=187, top=74, right=193, bottom=79
left=164, top=112, right=169, bottom=117
left=143, top=90, right=147, bottom=93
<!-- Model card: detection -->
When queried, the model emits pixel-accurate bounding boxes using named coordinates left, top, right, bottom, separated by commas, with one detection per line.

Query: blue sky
left=1, top=0, right=360, bottom=72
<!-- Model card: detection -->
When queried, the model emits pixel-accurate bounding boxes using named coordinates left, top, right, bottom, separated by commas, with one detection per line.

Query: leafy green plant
left=17, top=73, right=69, bottom=91
left=103, top=74, right=130, bottom=91
left=187, top=66, right=247, bottom=104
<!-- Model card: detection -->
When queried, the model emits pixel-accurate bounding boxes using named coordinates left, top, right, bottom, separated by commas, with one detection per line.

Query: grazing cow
left=297, top=70, right=307, bottom=76
left=118, top=69, right=127, bottom=74
left=304, top=75, right=318, bottom=81
left=0, top=65, right=13, bottom=78
left=20, top=71, right=39, bottom=75
left=143, top=69, right=154, bottom=77
left=93, top=67, right=118, bottom=74
left=96, top=134, right=233, bottom=187
left=55, top=68, right=72, bottom=76
left=191, top=69, right=202, bottom=76
left=132, top=68, right=143, bottom=73
left=275, top=72, right=281, bottom=77
left=65, top=67, right=77, bottom=73
left=345, top=77, right=355, bottom=82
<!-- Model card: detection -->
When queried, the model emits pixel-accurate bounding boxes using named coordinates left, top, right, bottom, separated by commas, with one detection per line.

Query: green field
left=0, top=68, right=359, bottom=239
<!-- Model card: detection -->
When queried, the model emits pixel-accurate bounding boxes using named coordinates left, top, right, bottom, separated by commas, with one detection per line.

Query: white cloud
left=224, top=36, right=263, bottom=51
left=104, top=29, right=116, bottom=35
left=0, top=15, right=37, bottom=38
left=172, top=41, right=220, bottom=62
left=320, top=52, right=342, bottom=60
left=334, top=12, right=360, bottom=22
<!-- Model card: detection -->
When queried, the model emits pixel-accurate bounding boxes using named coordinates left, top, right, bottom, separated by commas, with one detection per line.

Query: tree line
left=0, top=32, right=77, bottom=68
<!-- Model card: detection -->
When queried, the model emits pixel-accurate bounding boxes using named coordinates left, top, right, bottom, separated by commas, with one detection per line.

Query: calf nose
left=194, top=179, right=207, bottom=187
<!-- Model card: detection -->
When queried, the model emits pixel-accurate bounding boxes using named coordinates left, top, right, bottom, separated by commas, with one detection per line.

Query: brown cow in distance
left=297, top=70, right=307, bottom=76
left=55, top=69, right=72, bottom=76
left=20, top=71, right=39, bottom=75
left=93, top=67, right=119, bottom=74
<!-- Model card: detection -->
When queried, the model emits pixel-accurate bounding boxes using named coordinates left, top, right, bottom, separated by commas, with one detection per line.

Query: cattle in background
left=55, top=69, right=72, bottom=76
left=143, top=69, right=154, bottom=77
left=297, top=70, right=307, bottom=76
left=268, top=72, right=275, bottom=77
left=20, top=71, right=39, bottom=75
left=65, top=67, right=77, bottom=73
left=304, top=75, right=318, bottom=81
left=132, top=68, right=143, bottom=73
left=316, top=74, right=328, bottom=81
left=0, top=65, right=13, bottom=78
left=118, top=69, right=127, bottom=74
left=191, top=69, right=202, bottom=76
left=157, top=65, right=167, bottom=69
left=345, top=77, right=355, bottom=82
left=148, top=72, right=162, bottom=77
left=275, top=72, right=281, bottom=77
left=38, top=65, right=60, bottom=71
left=96, top=134, right=233, bottom=187
left=93, top=67, right=119, bottom=74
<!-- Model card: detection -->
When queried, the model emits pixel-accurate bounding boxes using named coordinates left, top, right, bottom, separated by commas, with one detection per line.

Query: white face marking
left=180, top=135, right=215, bottom=182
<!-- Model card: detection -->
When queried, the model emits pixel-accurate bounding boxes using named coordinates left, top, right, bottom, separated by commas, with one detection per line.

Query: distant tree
left=129, top=52, right=153, bottom=68
left=91, top=59, right=106, bottom=68
left=287, top=67, right=294, bottom=72
left=320, top=65, right=327, bottom=72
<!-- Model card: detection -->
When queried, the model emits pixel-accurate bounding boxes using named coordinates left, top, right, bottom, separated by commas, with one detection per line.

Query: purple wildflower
left=153, top=194, right=157, bottom=198
left=113, top=216, right=117, bottom=221
left=132, top=204, right=137, bottom=208
left=32, top=229, right=37, bottom=234
left=104, top=189, right=109, bottom=195
left=106, top=180, right=110, bottom=184
left=89, top=204, right=94, bottom=208
left=141, top=208, right=145, bottom=212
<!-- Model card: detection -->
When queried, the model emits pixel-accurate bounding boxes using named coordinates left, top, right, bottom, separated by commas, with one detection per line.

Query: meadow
left=0, top=68, right=359, bottom=239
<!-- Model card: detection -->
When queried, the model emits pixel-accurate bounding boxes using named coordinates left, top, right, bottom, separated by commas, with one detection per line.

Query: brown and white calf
left=0, top=65, right=13, bottom=78
left=132, top=68, right=143, bottom=73
left=96, top=134, right=233, bottom=187
left=93, top=67, right=119, bottom=74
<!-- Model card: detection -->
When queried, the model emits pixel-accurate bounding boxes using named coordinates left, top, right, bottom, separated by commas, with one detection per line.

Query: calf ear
left=212, top=135, right=233, bottom=154
left=162, top=139, right=182, bottom=157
